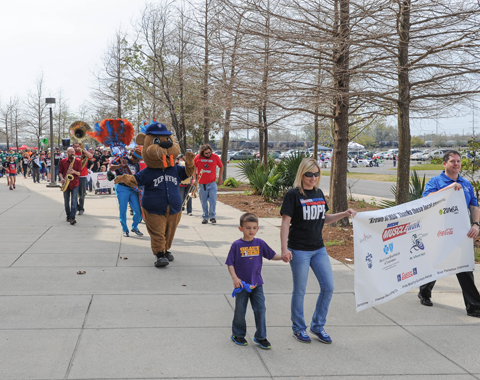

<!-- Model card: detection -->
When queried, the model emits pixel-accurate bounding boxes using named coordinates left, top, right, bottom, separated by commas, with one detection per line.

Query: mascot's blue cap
left=145, top=121, right=172, bottom=136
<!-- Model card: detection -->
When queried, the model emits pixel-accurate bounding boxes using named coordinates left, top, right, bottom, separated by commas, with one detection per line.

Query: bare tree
left=24, top=73, right=49, bottom=148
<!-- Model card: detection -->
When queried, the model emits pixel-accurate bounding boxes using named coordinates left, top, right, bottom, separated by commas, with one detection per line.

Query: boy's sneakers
left=293, top=330, right=311, bottom=343
left=310, top=328, right=332, bottom=344
left=231, top=335, right=247, bottom=346
left=253, top=337, right=271, bottom=350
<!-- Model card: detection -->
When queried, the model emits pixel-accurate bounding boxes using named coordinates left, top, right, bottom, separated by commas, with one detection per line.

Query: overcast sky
left=0, top=0, right=477, bottom=138
left=0, top=0, right=141, bottom=112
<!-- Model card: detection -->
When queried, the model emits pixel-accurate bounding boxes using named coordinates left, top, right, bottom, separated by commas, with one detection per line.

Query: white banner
left=91, top=172, right=114, bottom=189
left=353, top=188, right=474, bottom=312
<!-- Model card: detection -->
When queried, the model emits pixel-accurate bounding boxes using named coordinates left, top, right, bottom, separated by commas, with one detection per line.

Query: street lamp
left=45, top=98, right=59, bottom=188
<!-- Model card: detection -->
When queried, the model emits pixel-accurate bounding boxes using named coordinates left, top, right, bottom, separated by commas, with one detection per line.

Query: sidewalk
left=1, top=176, right=479, bottom=380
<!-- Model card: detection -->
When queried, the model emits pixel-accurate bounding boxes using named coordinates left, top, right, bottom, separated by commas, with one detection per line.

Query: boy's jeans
left=289, top=247, right=334, bottom=334
left=232, top=285, right=266, bottom=340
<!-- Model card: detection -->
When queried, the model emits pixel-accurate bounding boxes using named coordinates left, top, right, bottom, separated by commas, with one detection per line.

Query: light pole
left=45, top=98, right=59, bottom=188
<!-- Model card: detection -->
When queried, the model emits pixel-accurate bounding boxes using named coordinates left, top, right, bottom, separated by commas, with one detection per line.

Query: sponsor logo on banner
left=437, top=228, right=454, bottom=237
left=360, top=233, right=372, bottom=244
left=365, top=253, right=373, bottom=269
left=410, top=233, right=425, bottom=253
left=382, top=222, right=409, bottom=241
left=383, top=243, right=393, bottom=254
left=407, top=221, right=421, bottom=233
left=397, top=267, right=418, bottom=282
left=439, top=206, right=459, bottom=215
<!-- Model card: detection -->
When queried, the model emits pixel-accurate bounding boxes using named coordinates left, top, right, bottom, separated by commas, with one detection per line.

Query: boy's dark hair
left=443, top=150, right=461, bottom=163
left=240, top=213, right=258, bottom=227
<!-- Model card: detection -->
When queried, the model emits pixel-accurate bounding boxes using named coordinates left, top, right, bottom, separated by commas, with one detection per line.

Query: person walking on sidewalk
left=7, top=156, right=17, bottom=190
left=280, top=157, right=357, bottom=344
left=227, top=213, right=284, bottom=350
left=109, top=149, right=144, bottom=238
left=59, top=147, right=82, bottom=225
left=30, top=153, right=41, bottom=183
left=417, top=150, right=480, bottom=318
left=194, top=144, right=224, bottom=224
left=22, top=152, right=29, bottom=179
left=73, top=142, right=93, bottom=216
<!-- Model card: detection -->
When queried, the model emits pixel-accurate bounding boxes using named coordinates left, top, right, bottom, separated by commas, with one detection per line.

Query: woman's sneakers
left=310, top=328, right=332, bottom=344
left=293, top=330, right=311, bottom=343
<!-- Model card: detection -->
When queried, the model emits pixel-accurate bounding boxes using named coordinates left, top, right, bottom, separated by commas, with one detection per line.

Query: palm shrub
left=379, top=170, right=426, bottom=208
left=237, top=152, right=307, bottom=199
left=237, top=157, right=260, bottom=183
left=275, top=152, right=307, bottom=191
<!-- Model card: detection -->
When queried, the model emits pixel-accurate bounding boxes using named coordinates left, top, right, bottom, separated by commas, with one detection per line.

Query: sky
left=0, top=0, right=142, bottom=112
left=0, top=1, right=477, bottom=139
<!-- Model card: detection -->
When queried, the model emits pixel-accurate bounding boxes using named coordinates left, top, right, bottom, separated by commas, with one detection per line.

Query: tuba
left=69, top=121, right=92, bottom=169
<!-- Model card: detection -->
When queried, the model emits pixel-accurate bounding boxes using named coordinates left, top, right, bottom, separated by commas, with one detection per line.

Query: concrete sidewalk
left=1, top=176, right=479, bottom=380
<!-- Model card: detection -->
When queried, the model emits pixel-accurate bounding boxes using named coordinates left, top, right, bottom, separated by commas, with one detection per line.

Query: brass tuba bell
left=69, top=121, right=92, bottom=143
left=68, top=121, right=92, bottom=169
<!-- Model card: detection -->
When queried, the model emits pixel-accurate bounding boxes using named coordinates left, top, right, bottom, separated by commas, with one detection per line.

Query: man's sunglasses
left=304, top=171, right=320, bottom=178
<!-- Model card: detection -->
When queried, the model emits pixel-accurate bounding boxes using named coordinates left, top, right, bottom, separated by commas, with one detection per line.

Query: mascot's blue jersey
left=134, top=165, right=188, bottom=215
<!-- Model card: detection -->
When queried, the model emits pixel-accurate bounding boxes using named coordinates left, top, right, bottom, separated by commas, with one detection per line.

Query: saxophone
left=61, top=158, right=75, bottom=192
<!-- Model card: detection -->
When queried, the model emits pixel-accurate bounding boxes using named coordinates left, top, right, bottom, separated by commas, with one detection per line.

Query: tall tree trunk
left=258, top=108, right=264, bottom=161
left=222, top=111, right=231, bottom=180
left=396, top=0, right=411, bottom=205
left=329, top=0, right=350, bottom=226
left=203, top=0, right=210, bottom=144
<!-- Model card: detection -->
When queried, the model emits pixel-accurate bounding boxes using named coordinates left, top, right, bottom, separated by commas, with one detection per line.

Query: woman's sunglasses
left=304, top=171, right=320, bottom=178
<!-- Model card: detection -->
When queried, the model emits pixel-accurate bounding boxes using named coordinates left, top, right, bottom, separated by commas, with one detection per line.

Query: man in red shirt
left=73, top=142, right=93, bottom=215
left=59, top=147, right=82, bottom=225
left=194, top=144, right=224, bottom=224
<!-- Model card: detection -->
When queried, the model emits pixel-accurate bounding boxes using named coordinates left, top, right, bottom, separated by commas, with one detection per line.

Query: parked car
left=230, top=150, right=255, bottom=160
left=423, top=149, right=448, bottom=161
left=411, top=149, right=430, bottom=161
left=384, top=149, right=399, bottom=160
left=373, top=151, right=388, bottom=160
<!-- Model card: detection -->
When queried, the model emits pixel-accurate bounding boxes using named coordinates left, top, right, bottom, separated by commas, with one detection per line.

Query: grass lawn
left=388, top=164, right=444, bottom=171
left=321, top=171, right=397, bottom=182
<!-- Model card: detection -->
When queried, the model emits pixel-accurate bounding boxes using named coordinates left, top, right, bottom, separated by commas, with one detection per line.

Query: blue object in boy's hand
left=232, top=281, right=257, bottom=297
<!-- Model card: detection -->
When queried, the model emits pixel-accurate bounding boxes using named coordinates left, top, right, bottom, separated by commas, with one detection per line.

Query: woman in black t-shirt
left=280, top=157, right=356, bottom=344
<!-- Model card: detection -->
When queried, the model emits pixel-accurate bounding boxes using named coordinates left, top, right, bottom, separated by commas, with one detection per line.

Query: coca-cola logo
left=437, top=228, right=453, bottom=237
left=382, top=223, right=409, bottom=242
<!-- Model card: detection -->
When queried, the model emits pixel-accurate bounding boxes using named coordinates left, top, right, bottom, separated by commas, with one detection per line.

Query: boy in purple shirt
left=226, top=213, right=282, bottom=349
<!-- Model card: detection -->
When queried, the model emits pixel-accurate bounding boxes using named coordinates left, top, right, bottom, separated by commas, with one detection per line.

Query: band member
left=109, top=148, right=144, bottom=237
left=194, top=144, right=224, bottom=224
left=73, top=142, right=93, bottom=215
left=59, top=147, right=82, bottom=225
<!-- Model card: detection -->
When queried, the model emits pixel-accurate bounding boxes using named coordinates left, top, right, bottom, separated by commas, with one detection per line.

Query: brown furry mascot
left=115, top=121, right=195, bottom=267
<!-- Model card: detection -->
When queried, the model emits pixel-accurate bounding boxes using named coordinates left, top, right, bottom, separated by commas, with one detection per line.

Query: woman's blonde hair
left=293, top=157, right=321, bottom=195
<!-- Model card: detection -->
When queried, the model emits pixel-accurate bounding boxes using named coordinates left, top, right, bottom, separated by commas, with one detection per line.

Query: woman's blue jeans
left=289, top=247, right=334, bottom=334
left=115, top=184, right=142, bottom=233
left=232, top=285, right=267, bottom=340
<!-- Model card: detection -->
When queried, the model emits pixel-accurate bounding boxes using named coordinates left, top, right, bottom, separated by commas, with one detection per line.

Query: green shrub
left=237, top=151, right=307, bottom=199
left=223, top=177, right=239, bottom=188
left=430, top=156, right=442, bottom=164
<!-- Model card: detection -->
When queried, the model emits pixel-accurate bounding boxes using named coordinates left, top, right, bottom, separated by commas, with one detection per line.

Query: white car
left=423, top=149, right=448, bottom=161
left=411, top=149, right=429, bottom=161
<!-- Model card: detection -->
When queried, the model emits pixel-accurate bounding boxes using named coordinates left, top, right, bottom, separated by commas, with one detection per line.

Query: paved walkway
left=1, top=176, right=479, bottom=380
